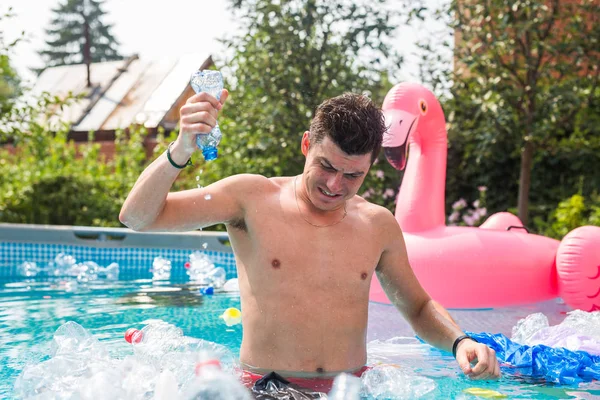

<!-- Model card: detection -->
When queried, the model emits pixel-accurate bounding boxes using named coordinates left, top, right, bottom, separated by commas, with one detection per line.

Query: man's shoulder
left=225, top=173, right=278, bottom=194
left=353, top=197, right=401, bottom=233
left=354, top=196, right=394, bottom=219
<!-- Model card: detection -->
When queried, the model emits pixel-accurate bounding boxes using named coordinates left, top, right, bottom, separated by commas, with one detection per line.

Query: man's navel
left=271, top=259, right=281, bottom=269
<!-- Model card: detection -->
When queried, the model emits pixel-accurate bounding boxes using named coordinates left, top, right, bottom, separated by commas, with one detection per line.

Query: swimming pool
left=2, top=224, right=600, bottom=399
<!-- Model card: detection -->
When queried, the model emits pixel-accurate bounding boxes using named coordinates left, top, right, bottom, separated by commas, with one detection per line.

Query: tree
left=199, top=0, right=403, bottom=201
left=0, top=8, right=22, bottom=116
left=39, top=0, right=122, bottom=87
left=413, top=0, right=600, bottom=226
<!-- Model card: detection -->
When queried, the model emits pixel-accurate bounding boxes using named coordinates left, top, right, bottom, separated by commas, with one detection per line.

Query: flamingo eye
left=419, top=99, right=428, bottom=115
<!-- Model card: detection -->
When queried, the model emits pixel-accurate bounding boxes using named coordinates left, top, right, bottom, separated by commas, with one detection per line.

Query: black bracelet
left=166, top=141, right=192, bottom=169
left=452, top=335, right=478, bottom=358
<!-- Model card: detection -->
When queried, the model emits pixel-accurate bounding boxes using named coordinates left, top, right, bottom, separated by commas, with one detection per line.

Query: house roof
left=33, top=53, right=213, bottom=133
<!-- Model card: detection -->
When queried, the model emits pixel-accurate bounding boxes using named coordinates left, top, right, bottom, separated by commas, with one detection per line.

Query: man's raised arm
left=119, top=90, right=239, bottom=232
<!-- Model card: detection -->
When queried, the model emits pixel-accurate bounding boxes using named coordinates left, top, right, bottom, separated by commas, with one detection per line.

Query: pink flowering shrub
left=448, top=186, right=488, bottom=227
left=359, top=159, right=399, bottom=213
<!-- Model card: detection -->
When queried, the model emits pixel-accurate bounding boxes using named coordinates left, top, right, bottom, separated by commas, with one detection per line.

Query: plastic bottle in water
left=190, top=70, right=223, bottom=161
left=328, top=373, right=362, bottom=400
left=180, top=355, right=251, bottom=400
left=151, top=257, right=172, bottom=281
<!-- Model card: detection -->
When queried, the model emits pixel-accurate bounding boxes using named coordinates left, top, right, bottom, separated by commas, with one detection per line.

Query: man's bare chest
left=231, top=210, right=381, bottom=293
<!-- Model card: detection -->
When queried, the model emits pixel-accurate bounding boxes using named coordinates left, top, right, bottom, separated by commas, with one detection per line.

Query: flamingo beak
left=382, top=109, right=418, bottom=171
left=384, top=141, right=409, bottom=170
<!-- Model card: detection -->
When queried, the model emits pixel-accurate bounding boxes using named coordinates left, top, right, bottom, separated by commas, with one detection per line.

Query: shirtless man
left=119, top=89, right=500, bottom=391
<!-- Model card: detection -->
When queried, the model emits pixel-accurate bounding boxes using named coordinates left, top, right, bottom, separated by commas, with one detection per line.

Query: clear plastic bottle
left=151, top=257, right=172, bottom=281
left=180, top=355, right=251, bottom=400
left=190, top=70, right=223, bottom=161
left=328, top=373, right=362, bottom=400
left=123, top=321, right=186, bottom=368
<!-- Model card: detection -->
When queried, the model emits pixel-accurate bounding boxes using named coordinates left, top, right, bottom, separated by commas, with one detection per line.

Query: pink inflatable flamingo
left=369, top=82, right=600, bottom=311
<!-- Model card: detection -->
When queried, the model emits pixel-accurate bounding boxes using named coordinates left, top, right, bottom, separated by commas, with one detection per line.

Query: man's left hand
left=455, top=339, right=501, bottom=380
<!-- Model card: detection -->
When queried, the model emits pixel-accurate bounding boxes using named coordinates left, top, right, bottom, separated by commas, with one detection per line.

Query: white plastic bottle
left=180, top=355, right=251, bottom=400
left=328, top=373, right=362, bottom=400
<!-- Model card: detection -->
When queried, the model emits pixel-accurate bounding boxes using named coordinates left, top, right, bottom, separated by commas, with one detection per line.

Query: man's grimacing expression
left=300, top=132, right=372, bottom=212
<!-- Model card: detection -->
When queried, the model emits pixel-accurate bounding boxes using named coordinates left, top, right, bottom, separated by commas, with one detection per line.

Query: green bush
left=0, top=91, right=169, bottom=226
left=534, top=193, right=600, bottom=239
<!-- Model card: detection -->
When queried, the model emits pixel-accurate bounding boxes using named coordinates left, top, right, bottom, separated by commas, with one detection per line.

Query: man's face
left=301, top=132, right=372, bottom=212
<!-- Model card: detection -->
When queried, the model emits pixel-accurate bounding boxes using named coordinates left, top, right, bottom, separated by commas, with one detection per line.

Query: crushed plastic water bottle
left=511, top=311, right=600, bottom=355
left=16, top=320, right=239, bottom=399
left=101, top=262, right=119, bottom=280
left=49, top=252, right=78, bottom=276
left=69, top=261, right=100, bottom=282
left=154, top=369, right=179, bottom=400
left=151, top=257, right=172, bottom=281
left=17, top=261, right=40, bottom=277
left=185, top=251, right=226, bottom=288
left=190, top=70, right=223, bottom=161
left=19, top=253, right=120, bottom=282
left=328, top=373, right=361, bottom=400
left=51, top=321, right=107, bottom=358
left=511, top=312, right=549, bottom=344
left=222, top=278, right=240, bottom=292
left=561, top=310, right=600, bottom=341
left=180, top=353, right=251, bottom=400
left=361, top=364, right=436, bottom=399
left=205, top=267, right=226, bottom=288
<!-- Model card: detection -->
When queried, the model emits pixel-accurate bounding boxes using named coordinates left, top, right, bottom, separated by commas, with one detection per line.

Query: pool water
left=2, top=278, right=600, bottom=399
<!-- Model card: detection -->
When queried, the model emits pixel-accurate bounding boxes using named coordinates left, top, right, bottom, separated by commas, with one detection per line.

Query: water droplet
left=196, top=176, right=200, bottom=181
left=199, top=169, right=203, bottom=174
left=197, top=184, right=203, bottom=189
left=204, top=194, right=212, bottom=200
left=202, top=242, right=208, bottom=249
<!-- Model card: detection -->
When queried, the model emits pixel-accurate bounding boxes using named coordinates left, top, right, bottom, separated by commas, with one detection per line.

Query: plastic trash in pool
left=361, top=364, right=436, bottom=399
left=17, top=261, right=40, bottom=277
left=328, top=373, right=361, bottom=399
left=180, top=354, right=251, bottom=400
left=220, top=307, right=242, bottom=327
left=151, top=257, right=172, bottom=281
left=470, top=331, right=600, bottom=384
left=186, top=251, right=226, bottom=288
left=511, top=311, right=600, bottom=355
left=223, top=278, right=240, bottom=292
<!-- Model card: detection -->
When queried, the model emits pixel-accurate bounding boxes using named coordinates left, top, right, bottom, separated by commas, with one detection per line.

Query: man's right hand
left=173, top=89, right=229, bottom=159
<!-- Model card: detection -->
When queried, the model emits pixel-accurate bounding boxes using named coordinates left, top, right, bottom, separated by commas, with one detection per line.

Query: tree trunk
left=517, top=140, right=534, bottom=225
left=83, top=16, right=92, bottom=87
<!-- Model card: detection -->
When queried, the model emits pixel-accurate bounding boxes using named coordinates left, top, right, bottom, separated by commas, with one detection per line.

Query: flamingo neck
left=395, top=126, right=447, bottom=232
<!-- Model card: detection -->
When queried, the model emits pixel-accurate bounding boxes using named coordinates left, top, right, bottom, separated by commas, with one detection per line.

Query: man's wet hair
left=309, top=93, right=386, bottom=164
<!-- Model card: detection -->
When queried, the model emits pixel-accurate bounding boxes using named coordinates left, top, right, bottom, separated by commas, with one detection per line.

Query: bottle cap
left=195, top=359, right=221, bottom=375
left=202, top=147, right=218, bottom=161
left=124, top=328, right=142, bottom=344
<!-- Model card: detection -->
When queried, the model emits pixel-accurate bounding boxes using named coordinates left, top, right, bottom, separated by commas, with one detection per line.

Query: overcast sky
left=2, top=0, right=448, bottom=87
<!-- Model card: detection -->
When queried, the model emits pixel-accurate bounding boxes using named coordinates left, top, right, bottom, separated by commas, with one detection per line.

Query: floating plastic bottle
left=222, top=278, right=240, bottom=292
left=328, top=373, right=361, bottom=400
left=190, top=70, right=223, bottom=161
left=151, top=257, right=172, bottom=281
left=185, top=251, right=226, bottom=287
left=16, top=255, right=119, bottom=281
left=220, top=308, right=242, bottom=327
left=180, top=354, right=251, bottom=400
left=17, top=261, right=40, bottom=277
